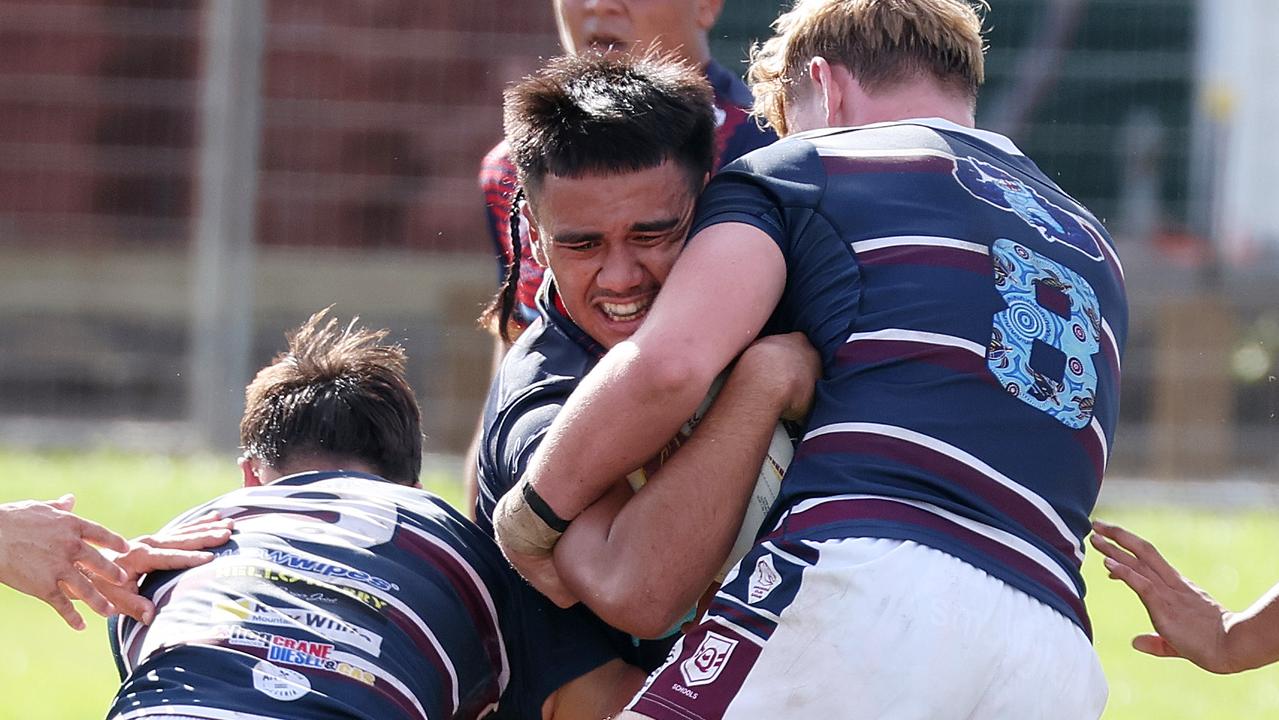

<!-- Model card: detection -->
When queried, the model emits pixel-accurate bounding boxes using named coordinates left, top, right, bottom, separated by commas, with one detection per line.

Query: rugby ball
left=624, top=376, right=792, bottom=583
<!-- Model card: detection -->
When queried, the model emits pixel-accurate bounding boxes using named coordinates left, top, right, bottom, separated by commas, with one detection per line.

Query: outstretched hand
left=0, top=495, right=131, bottom=630
left=91, top=512, right=235, bottom=625
left=1090, top=520, right=1236, bottom=673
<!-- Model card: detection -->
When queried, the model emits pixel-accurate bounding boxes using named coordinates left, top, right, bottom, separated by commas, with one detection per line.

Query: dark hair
left=240, top=309, right=423, bottom=486
left=480, top=53, right=717, bottom=339
left=504, top=52, right=717, bottom=191
left=477, top=185, right=526, bottom=343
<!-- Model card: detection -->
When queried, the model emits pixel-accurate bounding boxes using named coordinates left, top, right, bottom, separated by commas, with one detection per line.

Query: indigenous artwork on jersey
left=954, top=156, right=1105, bottom=262
left=988, top=239, right=1101, bottom=429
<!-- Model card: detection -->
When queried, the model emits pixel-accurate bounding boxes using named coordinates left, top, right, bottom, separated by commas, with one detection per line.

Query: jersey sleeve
left=690, top=137, right=827, bottom=258
left=476, top=384, right=572, bottom=531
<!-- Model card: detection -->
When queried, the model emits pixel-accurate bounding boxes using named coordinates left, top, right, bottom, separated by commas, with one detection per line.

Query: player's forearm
left=1222, top=582, right=1279, bottom=672
left=556, top=360, right=793, bottom=638
left=523, top=224, right=786, bottom=524
left=524, top=340, right=715, bottom=522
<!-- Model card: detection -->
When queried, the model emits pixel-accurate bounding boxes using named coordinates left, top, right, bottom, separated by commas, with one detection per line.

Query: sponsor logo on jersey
left=235, top=548, right=399, bottom=592
left=212, top=599, right=385, bottom=656
left=252, top=659, right=311, bottom=702
left=267, top=634, right=335, bottom=668
left=216, top=563, right=390, bottom=611
left=223, top=624, right=271, bottom=648
left=747, top=554, right=781, bottom=604
left=225, top=625, right=376, bottom=686
left=679, top=631, right=737, bottom=687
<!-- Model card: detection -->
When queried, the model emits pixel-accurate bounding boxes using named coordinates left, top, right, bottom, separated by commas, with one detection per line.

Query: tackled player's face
left=527, top=160, right=698, bottom=350
left=553, top=0, right=720, bottom=66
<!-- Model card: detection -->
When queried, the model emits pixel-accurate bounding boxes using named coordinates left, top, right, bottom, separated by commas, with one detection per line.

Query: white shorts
left=628, top=537, right=1107, bottom=720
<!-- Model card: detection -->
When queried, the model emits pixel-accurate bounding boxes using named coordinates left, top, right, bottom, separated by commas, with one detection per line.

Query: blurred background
left=0, top=0, right=1276, bottom=480
left=2, top=1, right=1279, bottom=718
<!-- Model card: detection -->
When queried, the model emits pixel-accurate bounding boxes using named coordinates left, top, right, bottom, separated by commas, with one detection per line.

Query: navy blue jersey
left=693, top=119, right=1128, bottom=637
left=108, top=472, right=615, bottom=720
left=476, top=283, right=677, bottom=671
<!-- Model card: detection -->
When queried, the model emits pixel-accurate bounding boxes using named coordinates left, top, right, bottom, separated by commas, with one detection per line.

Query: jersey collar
left=790, top=117, right=1025, bottom=157
left=274, top=469, right=388, bottom=486
left=534, top=274, right=608, bottom=359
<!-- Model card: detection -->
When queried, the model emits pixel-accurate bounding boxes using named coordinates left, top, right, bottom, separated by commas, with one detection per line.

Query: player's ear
left=239, top=453, right=262, bottom=488
left=809, top=56, right=846, bottom=128
left=696, top=0, right=724, bottom=30
left=522, top=202, right=550, bottom=267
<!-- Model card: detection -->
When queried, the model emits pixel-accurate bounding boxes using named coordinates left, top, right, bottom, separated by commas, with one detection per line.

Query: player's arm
left=1092, top=520, right=1279, bottom=673
left=495, top=223, right=785, bottom=568
left=554, top=333, right=819, bottom=638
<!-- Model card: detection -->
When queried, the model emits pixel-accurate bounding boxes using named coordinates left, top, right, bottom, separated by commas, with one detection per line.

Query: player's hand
left=1090, top=519, right=1237, bottom=673
left=89, top=512, right=235, bottom=625
left=736, top=332, right=822, bottom=422
left=503, top=543, right=579, bottom=609
left=0, top=494, right=132, bottom=631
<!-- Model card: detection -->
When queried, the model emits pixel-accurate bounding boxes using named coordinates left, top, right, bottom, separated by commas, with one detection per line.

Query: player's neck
left=840, top=94, right=974, bottom=130
left=833, top=74, right=975, bottom=130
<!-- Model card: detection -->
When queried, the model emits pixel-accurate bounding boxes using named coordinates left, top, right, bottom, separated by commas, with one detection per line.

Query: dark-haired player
left=499, top=1, right=1128, bottom=717
left=476, top=53, right=819, bottom=668
left=479, top=0, right=775, bottom=339
left=465, top=0, right=778, bottom=514
left=107, top=311, right=642, bottom=720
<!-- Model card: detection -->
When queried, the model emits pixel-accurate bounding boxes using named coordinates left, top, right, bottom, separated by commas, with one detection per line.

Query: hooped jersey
left=692, top=119, right=1128, bottom=637
left=475, top=281, right=678, bottom=672
left=107, top=471, right=616, bottom=720
left=479, top=60, right=776, bottom=330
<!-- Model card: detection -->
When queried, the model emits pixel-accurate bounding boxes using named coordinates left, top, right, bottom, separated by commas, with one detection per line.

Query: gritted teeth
left=600, top=296, right=653, bottom=321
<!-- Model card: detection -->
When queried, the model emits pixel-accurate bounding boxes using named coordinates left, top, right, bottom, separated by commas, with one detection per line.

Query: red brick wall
left=0, top=0, right=560, bottom=254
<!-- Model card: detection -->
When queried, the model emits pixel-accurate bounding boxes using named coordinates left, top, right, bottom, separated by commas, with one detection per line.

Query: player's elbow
left=627, top=341, right=717, bottom=407
left=570, top=564, right=689, bottom=639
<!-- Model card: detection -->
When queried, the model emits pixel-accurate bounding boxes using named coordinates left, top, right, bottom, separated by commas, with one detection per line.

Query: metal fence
left=1, top=0, right=1274, bottom=478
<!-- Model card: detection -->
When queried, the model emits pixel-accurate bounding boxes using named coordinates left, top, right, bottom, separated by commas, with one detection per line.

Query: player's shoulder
left=709, top=133, right=828, bottom=210
left=497, top=319, right=596, bottom=407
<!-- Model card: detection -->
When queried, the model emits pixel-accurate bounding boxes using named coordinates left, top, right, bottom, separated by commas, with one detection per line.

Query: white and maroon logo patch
left=747, top=554, right=780, bottom=604
left=679, top=631, right=738, bottom=687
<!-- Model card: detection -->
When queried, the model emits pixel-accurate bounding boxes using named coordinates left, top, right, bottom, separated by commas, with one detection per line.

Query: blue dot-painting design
left=988, top=239, right=1101, bottom=429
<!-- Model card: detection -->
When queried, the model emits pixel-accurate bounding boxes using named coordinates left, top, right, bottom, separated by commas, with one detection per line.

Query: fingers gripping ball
left=625, top=377, right=793, bottom=583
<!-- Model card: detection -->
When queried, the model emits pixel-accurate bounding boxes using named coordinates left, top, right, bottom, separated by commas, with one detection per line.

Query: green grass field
left=1, top=448, right=1277, bottom=719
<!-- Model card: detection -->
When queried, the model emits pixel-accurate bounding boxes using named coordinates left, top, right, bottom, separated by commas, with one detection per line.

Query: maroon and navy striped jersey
left=107, top=471, right=617, bottom=720
left=694, top=119, right=1128, bottom=637
left=479, top=60, right=776, bottom=331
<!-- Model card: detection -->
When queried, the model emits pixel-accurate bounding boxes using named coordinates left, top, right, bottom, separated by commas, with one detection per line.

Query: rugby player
left=478, top=0, right=776, bottom=340
left=475, top=53, right=819, bottom=666
left=497, top=1, right=1129, bottom=717
left=106, top=311, right=644, bottom=720
left=466, top=0, right=778, bottom=515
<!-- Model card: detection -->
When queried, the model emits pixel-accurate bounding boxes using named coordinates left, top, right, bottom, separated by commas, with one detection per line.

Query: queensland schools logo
left=953, top=156, right=1104, bottom=262
left=680, top=631, right=738, bottom=687
left=747, top=555, right=780, bottom=604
